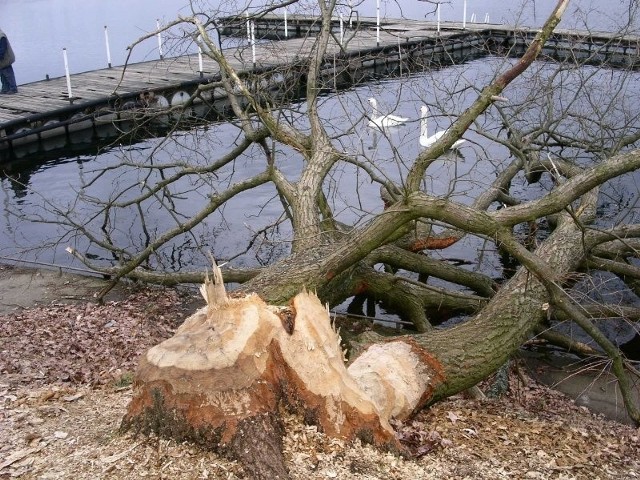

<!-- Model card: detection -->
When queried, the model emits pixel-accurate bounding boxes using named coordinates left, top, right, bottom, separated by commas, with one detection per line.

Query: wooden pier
left=1, top=15, right=638, bottom=163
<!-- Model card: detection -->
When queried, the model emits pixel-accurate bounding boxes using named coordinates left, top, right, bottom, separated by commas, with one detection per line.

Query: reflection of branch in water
left=4, top=173, right=29, bottom=199
left=1, top=177, right=16, bottom=238
left=224, top=213, right=290, bottom=267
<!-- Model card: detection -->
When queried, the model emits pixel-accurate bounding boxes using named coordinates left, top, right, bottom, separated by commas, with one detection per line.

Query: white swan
left=367, top=97, right=409, bottom=128
left=419, top=105, right=466, bottom=149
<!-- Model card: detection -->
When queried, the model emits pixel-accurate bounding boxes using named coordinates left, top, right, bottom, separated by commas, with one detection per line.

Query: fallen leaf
left=447, top=411, right=460, bottom=424
left=62, top=392, right=84, bottom=402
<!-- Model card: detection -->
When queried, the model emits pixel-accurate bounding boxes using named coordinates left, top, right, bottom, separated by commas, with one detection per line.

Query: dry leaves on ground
left=1, top=286, right=639, bottom=479
left=0, top=287, right=192, bottom=387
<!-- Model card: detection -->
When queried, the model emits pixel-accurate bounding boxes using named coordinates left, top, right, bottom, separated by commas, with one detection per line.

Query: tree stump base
left=121, top=265, right=426, bottom=478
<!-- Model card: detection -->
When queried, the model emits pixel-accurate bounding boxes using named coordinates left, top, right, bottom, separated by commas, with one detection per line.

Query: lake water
left=0, top=55, right=530, bottom=273
left=1, top=0, right=638, bottom=274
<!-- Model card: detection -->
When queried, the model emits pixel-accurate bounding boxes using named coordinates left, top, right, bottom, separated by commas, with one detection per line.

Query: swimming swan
left=367, top=97, right=409, bottom=128
left=419, top=105, right=466, bottom=149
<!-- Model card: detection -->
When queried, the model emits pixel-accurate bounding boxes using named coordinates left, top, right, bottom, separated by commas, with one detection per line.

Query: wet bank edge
left=1, top=264, right=638, bottom=426
left=0, top=264, right=130, bottom=313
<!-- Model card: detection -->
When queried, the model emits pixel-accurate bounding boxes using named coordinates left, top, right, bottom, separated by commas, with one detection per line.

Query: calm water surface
left=0, top=58, right=521, bottom=271
left=1, top=0, right=638, bottom=273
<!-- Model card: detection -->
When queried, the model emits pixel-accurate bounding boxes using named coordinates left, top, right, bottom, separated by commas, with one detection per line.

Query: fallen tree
left=30, top=0, right=640, bottom=476
left=121, top=147, right=640, bottom=477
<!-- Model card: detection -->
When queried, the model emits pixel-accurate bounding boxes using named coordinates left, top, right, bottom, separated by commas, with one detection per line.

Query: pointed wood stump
left=122, top=264, right=444, bottom=478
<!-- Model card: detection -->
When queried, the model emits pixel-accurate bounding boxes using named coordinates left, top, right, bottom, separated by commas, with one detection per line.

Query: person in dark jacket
left=0, top=28, right=18, bottom=94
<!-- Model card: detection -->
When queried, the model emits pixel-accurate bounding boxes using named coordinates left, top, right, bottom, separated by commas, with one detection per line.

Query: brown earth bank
left=0, top=265, right=639, bottom=479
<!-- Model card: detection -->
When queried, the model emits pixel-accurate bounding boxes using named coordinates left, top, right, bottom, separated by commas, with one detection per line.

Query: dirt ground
left=1, top=265, right=639, bottom=479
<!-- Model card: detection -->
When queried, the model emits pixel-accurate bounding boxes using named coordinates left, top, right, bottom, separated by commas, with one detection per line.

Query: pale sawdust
left=1, top=287, right=639, bottom=479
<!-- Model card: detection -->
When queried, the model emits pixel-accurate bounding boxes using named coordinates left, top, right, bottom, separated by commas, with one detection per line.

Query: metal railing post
left=104, top=26, right=112, bottom=68
left=62, top=48, right=73, bottom=101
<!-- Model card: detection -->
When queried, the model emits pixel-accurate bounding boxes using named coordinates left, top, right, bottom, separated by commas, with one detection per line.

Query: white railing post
left=104, top=26, right=112, bottom=68
left=339, top=13, right=344, bottom=46
left=349, top=0, right=354, bottom=28
left=250, top=20, right=256, bottom=67
left=156, top=19, right=164, bottom=59
left=284, top=7, right=288, bottom=38
left=436, top=2, right=441, bottom=34
left=463, top=0, right=467, bottom=29
left=63, top=48, right=73, bottom=100
left=245, top=11, right=250, bottom=43
left=198, top=40, right=204, bottom=77
left=376, top=0, right=380, bottom=47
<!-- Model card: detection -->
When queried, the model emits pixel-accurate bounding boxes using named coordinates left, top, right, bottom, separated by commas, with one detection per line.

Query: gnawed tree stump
left=121, top=263, right=444, bottom=478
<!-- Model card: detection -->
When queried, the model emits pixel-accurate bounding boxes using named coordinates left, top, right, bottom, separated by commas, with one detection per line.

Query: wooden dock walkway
left=1, top=15, right=638, bottom=162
